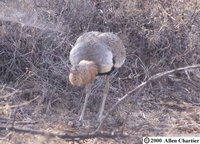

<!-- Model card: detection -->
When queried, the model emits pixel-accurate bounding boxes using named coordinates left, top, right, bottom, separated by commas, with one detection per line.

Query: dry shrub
left=0, top=0, right=200, bottom=143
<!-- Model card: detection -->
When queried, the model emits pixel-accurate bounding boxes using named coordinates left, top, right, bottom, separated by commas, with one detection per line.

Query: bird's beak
left=70, top=66, right=78, bottom=74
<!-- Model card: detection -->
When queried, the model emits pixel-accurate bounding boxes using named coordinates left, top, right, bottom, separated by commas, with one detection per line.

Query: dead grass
left=0, top=0, right=200, bottom=143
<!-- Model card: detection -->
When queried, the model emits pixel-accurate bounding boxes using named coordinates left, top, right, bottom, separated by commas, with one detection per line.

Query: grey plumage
left=70, top=31, right=126, bottom=74
left=69, top=31, right=126, bottom=121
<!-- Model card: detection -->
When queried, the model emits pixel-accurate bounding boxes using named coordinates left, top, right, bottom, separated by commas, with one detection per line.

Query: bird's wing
left=98, top=33, right=126, bottom=68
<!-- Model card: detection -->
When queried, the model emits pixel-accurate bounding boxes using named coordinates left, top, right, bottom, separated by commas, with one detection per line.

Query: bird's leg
left=98, top=75, right=110, bottom=122
left=79, top=83, right=92, bottom=121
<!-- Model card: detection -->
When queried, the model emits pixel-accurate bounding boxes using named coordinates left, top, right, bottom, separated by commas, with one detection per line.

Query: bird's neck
left=79, top=60, right=98, bottom=84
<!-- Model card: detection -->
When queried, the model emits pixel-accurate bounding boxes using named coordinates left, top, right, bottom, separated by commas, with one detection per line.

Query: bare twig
left=96, top=64, right=200, bottom=131
left=0, top=89, right=21, bottom=100
left=0, top=95, right=39, bottom=110
left=0, top=126, right=127, bottom=141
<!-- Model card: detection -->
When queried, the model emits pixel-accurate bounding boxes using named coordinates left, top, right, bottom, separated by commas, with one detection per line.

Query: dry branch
left=97, top=64, right=200, bottom=131
left=0, top=126, right=127, bottom=141
left=0, top=95, right=39, bottom=110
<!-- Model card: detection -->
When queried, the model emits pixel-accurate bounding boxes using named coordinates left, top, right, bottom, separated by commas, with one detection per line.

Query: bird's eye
left=74, top=77, right=77, bottom=81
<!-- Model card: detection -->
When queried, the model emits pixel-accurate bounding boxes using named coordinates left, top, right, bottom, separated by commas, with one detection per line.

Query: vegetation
left=0, top=0, right=200, bottom=143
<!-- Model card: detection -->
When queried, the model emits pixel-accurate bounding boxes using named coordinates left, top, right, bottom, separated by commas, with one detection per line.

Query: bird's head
left=69, top=60, right=98, bottom=86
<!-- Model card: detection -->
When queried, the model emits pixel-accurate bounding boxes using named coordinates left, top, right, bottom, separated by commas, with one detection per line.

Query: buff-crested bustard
left=69, top=31, right=126, bottom=122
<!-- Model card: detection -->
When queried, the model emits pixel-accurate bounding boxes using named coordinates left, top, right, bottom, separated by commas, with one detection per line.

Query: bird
left=69, top=31, right=126, bottom=122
